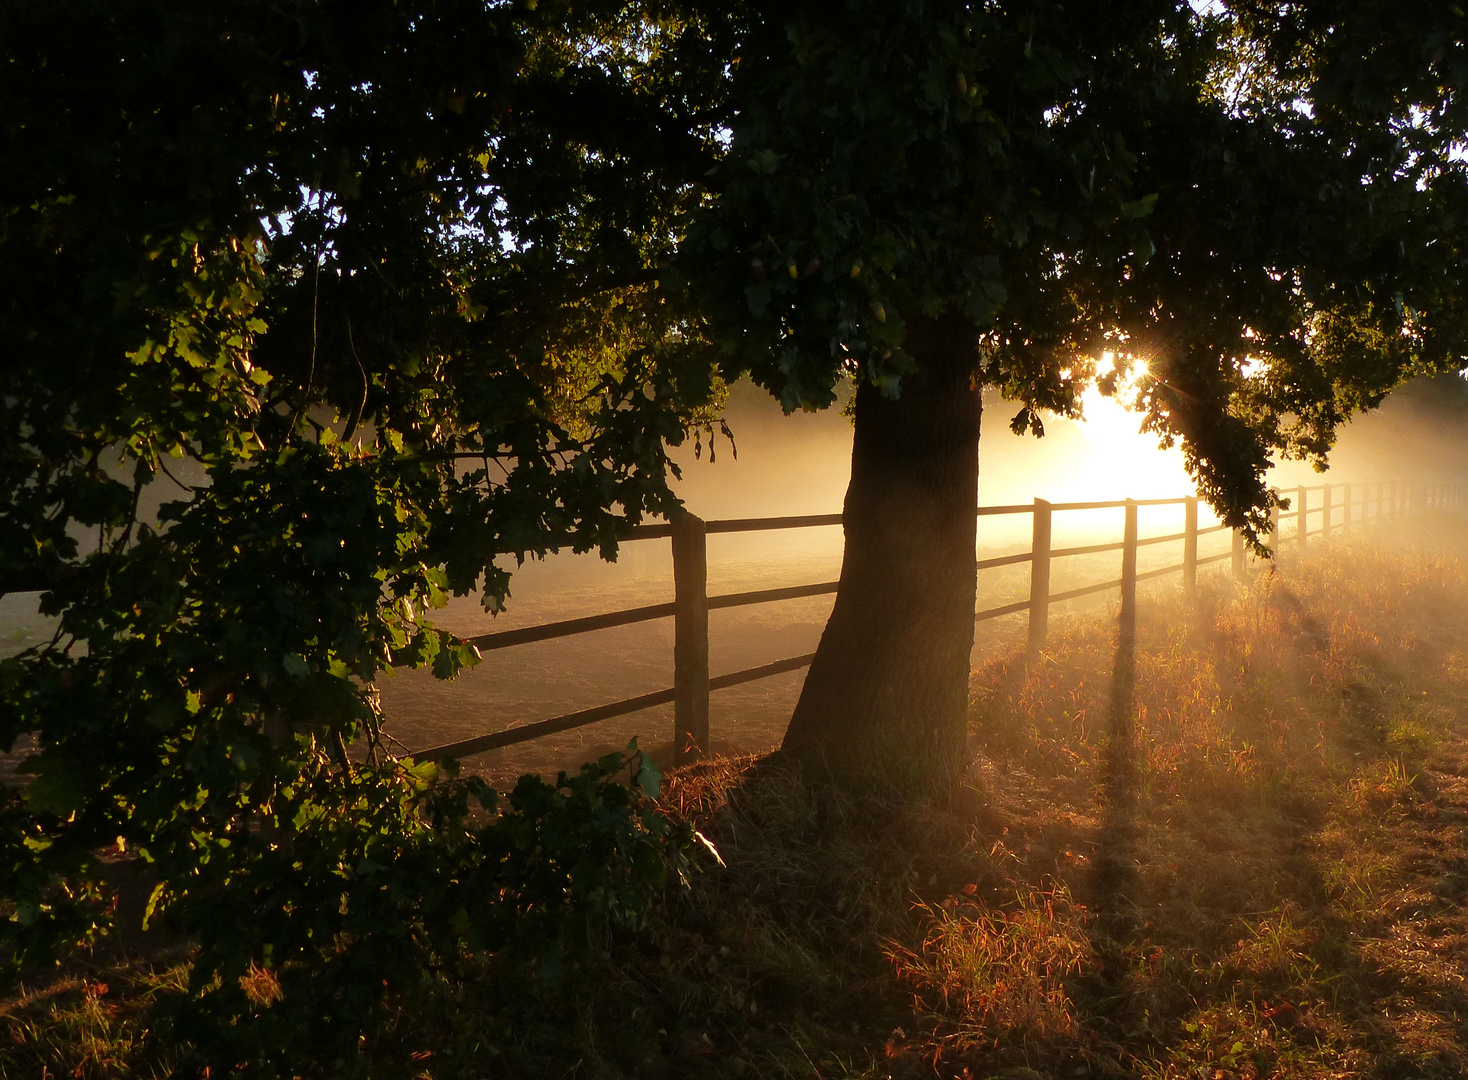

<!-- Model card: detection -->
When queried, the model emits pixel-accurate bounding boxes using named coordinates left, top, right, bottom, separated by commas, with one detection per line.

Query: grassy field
left=7, top=526, right=1468, bottom=1079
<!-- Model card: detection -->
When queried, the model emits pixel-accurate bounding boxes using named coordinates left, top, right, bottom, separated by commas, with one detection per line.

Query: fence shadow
left=1083, top=608, right=1143, bottom=1033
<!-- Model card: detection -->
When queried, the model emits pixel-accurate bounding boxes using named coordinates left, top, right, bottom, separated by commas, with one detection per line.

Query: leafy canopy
left=676, top=0, right=1468, bottom=533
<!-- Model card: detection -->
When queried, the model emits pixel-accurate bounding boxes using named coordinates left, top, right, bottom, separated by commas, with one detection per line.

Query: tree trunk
left=781, top=313, right=981, bottom=789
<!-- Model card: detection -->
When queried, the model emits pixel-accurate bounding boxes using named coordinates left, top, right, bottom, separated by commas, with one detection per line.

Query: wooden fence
left=416, top=479, right=1466, bottom=765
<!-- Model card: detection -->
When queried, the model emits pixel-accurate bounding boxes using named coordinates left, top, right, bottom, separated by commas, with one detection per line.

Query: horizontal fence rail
left=415, top=479, right=1466, bottom=763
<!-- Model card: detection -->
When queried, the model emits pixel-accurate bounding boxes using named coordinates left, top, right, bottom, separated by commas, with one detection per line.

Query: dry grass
left=0, top=963, right=187, bottom=1079
left=937, top=533, right=1468, bottom=1080
left=889, top=881, right=1093, bottom=1046
left=10, top=523, right=1468, bottom=1079
left=589, top=526, right=1468, bottom=1079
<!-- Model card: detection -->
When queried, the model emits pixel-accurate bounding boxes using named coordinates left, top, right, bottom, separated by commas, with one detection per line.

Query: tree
left=4, top=0, right=1467, bottom=1064
left=0, top=0, right=722, bottom=1068
left=675, top=0, right=1468, bottom=785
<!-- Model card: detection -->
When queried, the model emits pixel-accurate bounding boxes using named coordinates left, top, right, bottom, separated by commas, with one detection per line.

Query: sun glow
left=661, top=373, right=1210, bottom=551
left=1039, top=356, right=1195, bottom=504
left=1078, top=383, right=1145, bottom=452
left=1075, top=389, right=1187, bottom=490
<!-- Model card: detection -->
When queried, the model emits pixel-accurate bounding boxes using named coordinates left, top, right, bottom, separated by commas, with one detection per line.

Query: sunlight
left=1077, top=381, right=1144, bottom=456
left=1051, top=361, right=1195, bottom=503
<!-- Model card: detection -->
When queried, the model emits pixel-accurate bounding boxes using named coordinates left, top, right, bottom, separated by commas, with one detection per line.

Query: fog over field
left=374, top=373, right=1468, bottom=783
left=4, top=375, right=1466, bottom=786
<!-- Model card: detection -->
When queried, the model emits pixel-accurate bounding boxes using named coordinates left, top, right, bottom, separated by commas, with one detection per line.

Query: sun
left=1077, top=352, right=1149, bottom=449
left=1063, top=359, right=1196, bottom=501
left=1078, top=381, right=1146, bottom=451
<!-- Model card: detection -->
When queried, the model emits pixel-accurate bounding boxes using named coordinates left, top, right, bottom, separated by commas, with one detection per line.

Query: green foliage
left=3, top=744, right=693, bottom=1078
left=0, top=1, right=715, bottom=1072
left=165, top=744, right=694, bottom=1076
left=675, top=0, right=1468, bottom=539
left=678, top=0, right=1160, bottom=412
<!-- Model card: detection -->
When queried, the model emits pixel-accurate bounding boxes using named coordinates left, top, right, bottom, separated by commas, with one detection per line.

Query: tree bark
left=781, top=313, right=981, bottom=789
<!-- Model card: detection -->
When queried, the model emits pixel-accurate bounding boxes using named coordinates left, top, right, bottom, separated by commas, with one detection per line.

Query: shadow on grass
left=1042, top=549, right=1468, bottom=1079
left=1078, top=599, right=1144, bottom=1032
left=14, top=537, right=1468, bottom=1080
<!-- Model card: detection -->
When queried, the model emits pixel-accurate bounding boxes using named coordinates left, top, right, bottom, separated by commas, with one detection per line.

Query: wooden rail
left=415, top=479, right=1466, bottom=763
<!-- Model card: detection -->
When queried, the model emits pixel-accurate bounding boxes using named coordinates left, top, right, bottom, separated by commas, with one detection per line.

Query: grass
left=8, top=525, right=1468, bottom=1078
left=0, top=963, right=187, bottom=1079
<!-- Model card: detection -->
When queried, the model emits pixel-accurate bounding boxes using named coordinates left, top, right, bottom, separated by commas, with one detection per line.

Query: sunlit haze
left=668, top=376, right=1198, bottom=534
left=671, top=372, right=1468, bottom=530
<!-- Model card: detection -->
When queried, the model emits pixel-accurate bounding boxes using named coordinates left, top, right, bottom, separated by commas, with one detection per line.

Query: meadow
left=7, top=520, right=1468, bottom=1079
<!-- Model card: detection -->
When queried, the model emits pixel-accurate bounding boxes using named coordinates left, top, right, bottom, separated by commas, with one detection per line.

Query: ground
left=7, top=522, right=1468, bottom=1079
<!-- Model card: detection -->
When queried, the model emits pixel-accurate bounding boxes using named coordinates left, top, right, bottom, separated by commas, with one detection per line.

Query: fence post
left=1027, top=499, right=1052, bottom=657
left=1322, top=484, right=1332, bottom=541
left=1183, top=496, right=1198, bottom=597
left=1342, top=482, right=1351, bottom=532
left=1120, top=500, right=1138, bottom=649
left=1269, top=489, right=1280, bottom=554
left=1297, top=484, right=1308, bottom=550
left=672, top=513, right=709, bottom=763
left=1231, top=528, right=1245, bottom=580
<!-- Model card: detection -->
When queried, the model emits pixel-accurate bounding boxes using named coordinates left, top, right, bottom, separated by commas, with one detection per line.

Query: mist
left=396, top=371, right=1466, bottom=779
left=1270, top=373, right=1468, bottom=490
left=6, top=373, right=1465, bottom=786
